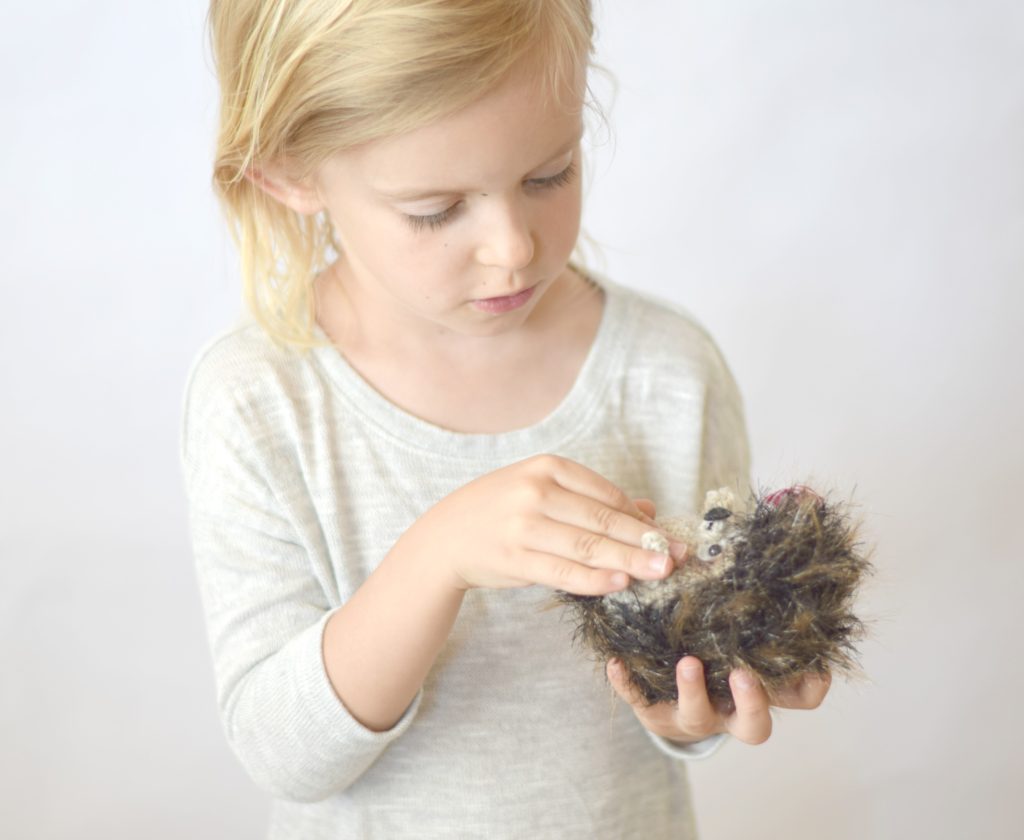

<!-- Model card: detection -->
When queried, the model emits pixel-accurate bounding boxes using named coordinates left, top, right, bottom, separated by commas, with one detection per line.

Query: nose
left=475, top=198, right=535, bottom=271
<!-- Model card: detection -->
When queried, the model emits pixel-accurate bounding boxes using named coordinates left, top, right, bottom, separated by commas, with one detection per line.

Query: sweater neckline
left=309, top=276, right=633, bottom=461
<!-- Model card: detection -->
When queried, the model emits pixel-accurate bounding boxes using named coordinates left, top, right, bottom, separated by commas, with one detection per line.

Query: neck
left=313, top=263, right=605, bottom=433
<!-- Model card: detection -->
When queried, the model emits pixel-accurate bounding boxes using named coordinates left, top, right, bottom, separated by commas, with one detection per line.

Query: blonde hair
left=209, top=0, right=595, bottom=348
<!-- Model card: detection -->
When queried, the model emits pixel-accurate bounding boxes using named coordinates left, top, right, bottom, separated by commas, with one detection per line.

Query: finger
left=610, top=658, right=712, bottom=742
left=773, top=671, right=832, bottom=710
left=545, top=457, right=650, bottom=521
left=633, top=498, right=657, bottom=522
left=673, top=657, right=722, bottom=738
left=606, top=658, right=647, bottom=705
left=726, top=670, right=773, bottom=745
left=542, top=486, right=687, bottom=564
left=524, top=518, right=674, bottom=581
left=630, top=500, right=686, bottom=559
left=523, top=550, right=631, bottom=596
left=606, top=660, right=673, bottom=730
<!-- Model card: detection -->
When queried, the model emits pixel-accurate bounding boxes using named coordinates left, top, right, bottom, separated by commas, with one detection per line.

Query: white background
left=2, top=1, right=1021, bottom=837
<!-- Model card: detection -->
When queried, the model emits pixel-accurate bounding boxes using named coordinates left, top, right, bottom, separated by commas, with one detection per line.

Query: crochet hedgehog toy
left=557, top=486, right=870, bottom=714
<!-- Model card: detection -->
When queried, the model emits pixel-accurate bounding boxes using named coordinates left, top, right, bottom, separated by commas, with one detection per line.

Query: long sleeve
left=177, top=281, right=743, bottom=838
left=697, top=334, right=751, bottom=500
left=181, top=340, right=420, bottom=802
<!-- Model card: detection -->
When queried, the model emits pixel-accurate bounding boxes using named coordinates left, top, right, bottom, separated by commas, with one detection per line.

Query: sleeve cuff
left=301, top=609, right=424, bottom=747
left=646, top=730, right=728, bottom=761
left=221, top=609, right=424, bottom=801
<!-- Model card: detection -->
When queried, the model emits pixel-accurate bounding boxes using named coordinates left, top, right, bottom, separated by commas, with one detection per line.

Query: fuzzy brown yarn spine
left=557, top=492, right=871, bottom=714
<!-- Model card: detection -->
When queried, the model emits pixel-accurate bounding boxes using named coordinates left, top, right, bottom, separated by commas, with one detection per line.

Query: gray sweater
left=181, top=278, right=749, bottom=839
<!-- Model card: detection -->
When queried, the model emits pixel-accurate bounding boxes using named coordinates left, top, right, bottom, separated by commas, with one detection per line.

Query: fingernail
left=648, top=555, right=670, bottom=574
left=669, top=541, right=688, bottom=562
left=681, top=663, right=701, bottom=682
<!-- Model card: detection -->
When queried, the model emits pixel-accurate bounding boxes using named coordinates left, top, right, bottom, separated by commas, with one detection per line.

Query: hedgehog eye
left=708, top=544, right=722, bottom=557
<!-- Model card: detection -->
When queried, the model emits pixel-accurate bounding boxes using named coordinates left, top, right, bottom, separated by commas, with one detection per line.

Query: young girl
left=183, top=1, right=830, bottom=836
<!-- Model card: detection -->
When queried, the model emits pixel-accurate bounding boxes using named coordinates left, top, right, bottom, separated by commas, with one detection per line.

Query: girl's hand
left=606, top=656, right=832, bottom=746
left=400, top=454, right=684, bottom=596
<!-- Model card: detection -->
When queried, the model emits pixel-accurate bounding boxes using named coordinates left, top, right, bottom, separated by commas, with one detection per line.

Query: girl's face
left=310, top=66, right=586, bottom=340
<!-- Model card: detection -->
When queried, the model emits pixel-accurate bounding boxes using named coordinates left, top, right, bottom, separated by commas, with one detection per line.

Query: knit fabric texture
left=181, top=277, right=749, bottom=839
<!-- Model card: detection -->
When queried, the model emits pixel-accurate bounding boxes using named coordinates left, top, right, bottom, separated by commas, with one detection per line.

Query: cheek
left=355, top=212, right=435, bottom=269
left=540, top=188, right=583, bottom=255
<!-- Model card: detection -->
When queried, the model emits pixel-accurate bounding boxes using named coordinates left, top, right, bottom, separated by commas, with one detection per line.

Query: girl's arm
left=185, top=344, right=678, bottom=799
left=320, top=540, right=466, bottom=733
left=322, top=454, right=685, bottom=732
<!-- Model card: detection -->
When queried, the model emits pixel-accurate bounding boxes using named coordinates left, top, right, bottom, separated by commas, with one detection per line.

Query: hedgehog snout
left=640, top=532, right=671, bottom=554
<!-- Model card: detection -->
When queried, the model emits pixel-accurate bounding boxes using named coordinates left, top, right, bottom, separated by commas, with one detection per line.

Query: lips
left=471, top=284, right=536, bottom=313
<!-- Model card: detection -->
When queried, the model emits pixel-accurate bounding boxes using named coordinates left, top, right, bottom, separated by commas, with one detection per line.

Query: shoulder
left=185, top=323, right=299, bottom=411
left=602, top=278, right=735, bottom=386
left=181, top=323, right=320, bottom=461
left=598, top=278, right=751, bottom=497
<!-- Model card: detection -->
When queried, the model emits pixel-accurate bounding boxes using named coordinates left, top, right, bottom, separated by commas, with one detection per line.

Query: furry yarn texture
left=556, top=487, right=871, bottom=714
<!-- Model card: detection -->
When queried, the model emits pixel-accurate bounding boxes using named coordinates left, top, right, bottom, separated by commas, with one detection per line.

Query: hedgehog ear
left=703, top=487, right=738, bottom=516
left=764, top=486, right=824, bottom=509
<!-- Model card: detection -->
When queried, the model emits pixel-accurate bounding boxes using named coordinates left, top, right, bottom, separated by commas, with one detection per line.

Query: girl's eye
left=405, top=203, right=461, bottom=233
left=526, top=161, right=577, bottom=191
left=403, top=161, right=577, bottom=233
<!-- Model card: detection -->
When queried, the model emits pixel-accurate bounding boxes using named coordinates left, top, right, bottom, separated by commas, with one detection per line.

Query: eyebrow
left=376, top=130, right=583, bottom=201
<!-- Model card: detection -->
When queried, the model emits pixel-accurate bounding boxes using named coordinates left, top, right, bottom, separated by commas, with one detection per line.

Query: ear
left=245, top=162, right=324, bottom=216
left=703, top=487, right=737, bottom=516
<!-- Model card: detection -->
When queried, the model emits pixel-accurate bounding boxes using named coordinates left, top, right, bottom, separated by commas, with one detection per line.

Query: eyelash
left=404, top=161, right=578, bottom=233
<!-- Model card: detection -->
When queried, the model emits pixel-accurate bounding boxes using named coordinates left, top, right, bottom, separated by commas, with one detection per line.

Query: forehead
left=322, top=68, right=586, bottom=194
